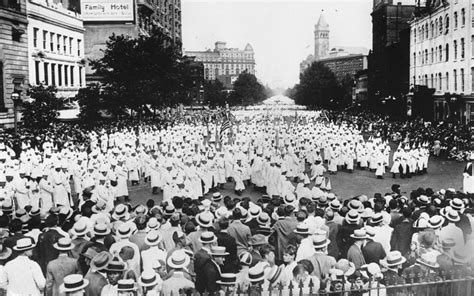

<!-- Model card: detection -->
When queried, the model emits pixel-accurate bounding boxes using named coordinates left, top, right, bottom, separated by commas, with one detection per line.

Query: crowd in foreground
left=0, top=109, right=471, bottom=296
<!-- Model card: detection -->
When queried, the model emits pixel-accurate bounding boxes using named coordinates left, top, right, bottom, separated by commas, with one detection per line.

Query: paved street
left=126, top=151, right=465, bottom=207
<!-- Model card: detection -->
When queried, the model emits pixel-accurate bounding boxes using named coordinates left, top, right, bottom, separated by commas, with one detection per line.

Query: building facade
left=27, top=0, right=85, bottom=99
left=185, top=41, right=256, bottom=89
left=82, top=0, right=182, bottom=83
left=368, top=0, right=416, bottom=111
left=409, top=0, right=473, bottom=123
left=0, top=0, right=28, bottom=126
left=300, top=13, right=368, bottom=81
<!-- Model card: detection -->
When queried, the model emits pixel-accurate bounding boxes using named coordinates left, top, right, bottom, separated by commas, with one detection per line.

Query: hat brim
left=216, top=280, right=236, bottom=285
left=199, top=237, right=217, bottom=243
left=416, top=259, right=439, bottom=269
left=294, top=230, right=310, bottom=235
left=383, top=257, right=406, bottom=267
left=53, top=244, right=75, bottom=251
left=167, top=256, right=191, bottom=269
left=112, top=212, right=130, bottom=221
left=60, top=279, right=89, bottom=293
left=138, top=278, right=159, bottom=287
left=211, top=252, right=229, bottom=256
left=13, top=244, right=36, bottom=252
left=350, top=234, right=367, bottom=240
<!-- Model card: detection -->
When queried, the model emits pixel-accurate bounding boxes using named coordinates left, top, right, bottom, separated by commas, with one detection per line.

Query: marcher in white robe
left=463, top=154, right=474, bottom=193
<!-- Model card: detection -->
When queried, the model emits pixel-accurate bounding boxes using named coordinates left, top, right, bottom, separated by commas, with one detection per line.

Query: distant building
left=82, top=0, right=182, bottom=83
left=319, top=54, right=368, bottom=81
left=409, top=0, right=473, bottom=123
left=27, top=0, right=85, bottom=99
left=0, top=0, right=28, bottom=126
left=368, top=0, right=417, bottom=111
left=354, top=69, right=369, bottom=104
left=185, top=41, right=256, bottom=89
left=300, top=13, right=368, bottom=81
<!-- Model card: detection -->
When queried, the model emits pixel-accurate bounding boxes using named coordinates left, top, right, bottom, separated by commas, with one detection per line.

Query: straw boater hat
left=138, top=270, right=160, bottom=287
left=350, top=229, right=368, bottom=240
left=370, top=213, right=383, bottom=225
left=195, top=212, right=214, bottom=228
left=417, top=195, right=430, bottom=206
left=167, top=250, right=190, bottom=269
left=294, top=223, right=310, bottom=235
left=312, top=235, right=330, bottom=249
left=441, top=238, right=456, bottom=249
left=216, top=273, right=237, bottom=285
left=428, top=215, right=445, bottom=229
left=144, top=231, right=162, bottom=247
left=112, top=204, right=130, bottom=221
left=210, top=246, right=229, bottom=257
left=90, top=251, right=112, bottom=272
left=239, top=251, right=253, bottom=266
left=257, top=212, right=270, bottom=226
left=212, top=192, right=222, bottom=202
left=449, top=198, right=465, bottom=212
left=117, top=279, right=137, bottom=292
left=382, top=251, right=406, bottom=267
left=199, top=231, right=217, bottom=244
left=71, top=220, right=88, bottom=237
left=329, top=199, right=342, bottom=211
left=105, top=257, right=126, bottom=272
left=248, top=266, right=266, bottom=283
left=60, top=274, right=89, bottom=293
left=117, top=223, right=133, bottom=239
left=93, top=223, right=111, bottom=236
left=444, top=208, right=460, bottom=222
left=13, top=238, right=35, bottom=252
left=53, top=237, right=75, bottom=251
left=345, top=210, right=360, bottom=225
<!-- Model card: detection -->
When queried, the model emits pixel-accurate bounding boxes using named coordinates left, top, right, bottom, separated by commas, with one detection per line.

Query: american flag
left=219, top=119, right=231, bottom=143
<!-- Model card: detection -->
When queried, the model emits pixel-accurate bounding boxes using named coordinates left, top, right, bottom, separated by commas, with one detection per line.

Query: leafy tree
left=228, top=72, right=266, bottom=106
left=203, top=80, right=227, bottom=107
left=338, top=74, right=355, bottom=109
left=76, top=83, right=108, bottom=124
left=22, top=84, right=62, bottom=129
left=293, top=62, right=340, bottom=108
left=90, top=29, right=185, bottom=114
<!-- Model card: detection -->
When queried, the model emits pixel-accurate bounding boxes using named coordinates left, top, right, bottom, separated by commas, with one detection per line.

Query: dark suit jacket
left=362, top=240, right=386, bottom=264
left=326, top=221, right=340, bottom=259
left=244, top=218, right=260, bottom=235
left=36, top=229, right=64, bottom=274
left=336, top=222, right=361, bottom=258
left=194, top=248, right=213, bottom=293
left=84, top=270, right=108, bottom=296
left=390, top=219, right=413, bottom=255
left=216, top=231, right=238, bottom=273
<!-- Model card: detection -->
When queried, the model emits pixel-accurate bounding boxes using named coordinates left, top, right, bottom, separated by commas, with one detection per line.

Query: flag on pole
left=219, top=119, right=231, bottom=143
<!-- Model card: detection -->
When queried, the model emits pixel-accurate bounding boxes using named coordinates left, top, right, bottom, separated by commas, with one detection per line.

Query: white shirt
left=141, top=247, right=167, bottom=271
left=296, top=237, right=316, bottom=261
left=1, top=255, right=46, bottom=296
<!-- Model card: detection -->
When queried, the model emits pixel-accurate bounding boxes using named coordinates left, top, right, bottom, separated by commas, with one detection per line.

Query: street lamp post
left=11, top=92, right=20, bottom=135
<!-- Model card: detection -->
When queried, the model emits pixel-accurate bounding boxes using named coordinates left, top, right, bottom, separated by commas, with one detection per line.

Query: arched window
left=439, top=45, right=442, bottom=61
left=413, top=52, right=416, bottom=65
left=445, top=44, right=449, bottom=61
left=445, top=15, right=449, bottom=34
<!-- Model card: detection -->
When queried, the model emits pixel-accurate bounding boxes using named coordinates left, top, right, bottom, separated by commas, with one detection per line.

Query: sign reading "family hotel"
left=81, top=0, right=134, bottom=22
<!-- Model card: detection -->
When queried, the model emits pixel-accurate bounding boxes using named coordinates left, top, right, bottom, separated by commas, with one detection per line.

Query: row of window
left=414, top=68, right=470, bottom=93
left=204, top=67, right=254, bottom=79
left=413, top=8, right=466, bottom=43
left=34, top=61, right=83, bottom=87
left=413, top=37, right=469, bottom=65
left=33, top=28, right=82, bottom=57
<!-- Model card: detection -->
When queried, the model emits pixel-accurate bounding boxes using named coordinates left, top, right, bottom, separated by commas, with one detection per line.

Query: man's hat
left=239, top=251, right=252, bottom=266
left=195, top=212, right=214, bottom=228
left=294, top=223, right=310, bottom=235
left=329, top=199, right=342, bottom=211
left=417, top=195, right=430, bottom=205
left=449, top=198, right=465, bottom=212
left=13, top=238, right=35, bottom=252
left=199, top=231, right=217, bottom=244
left=105, top=256, right=127, bottom=272
left=382, top=251, right=406, bottom=267
left=167, top=250, right=190, bottom=269
left=216, top=273, right=237, bottom=285
left=444, top=208, right=460, bottom=222
left=53, top=237, right=75, bottom=251
left=428, top=215, right=445, bottom=229
left=117, top=223, right=133, bottom=239
left=370, top=213, right=383, bottom=225
left=112, top=204, right=130, bottom=221
left=212, top=192, right=222, bottom=202
left=145, top=231, right=162, bottom=246
left=248, top=266, right=265, bottom=283
left=71, top=221, right=88, bottom=237
left=350, top=229, right=368, bottom=240
left=90, top=251, right=112, bottom=271
left=249, top=234, right=268, bottom=246
left=441, top=238, right=456, bottom=249
left=345, top=210, right=360, bottom=225
left=312, top=235, right=330, bottom=248
left=93, top=223, right=111, bottom=236
left=257, top=212, right=270, bottom=226
left=210, top=246, right=229, bottom=257
left=138, top=270, right=160, bottom=287
left=117, top=279, right=137, bottom=292
left=60, top=274, right=89, bottom=293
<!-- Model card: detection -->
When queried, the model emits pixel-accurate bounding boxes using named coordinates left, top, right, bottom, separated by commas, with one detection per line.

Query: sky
left=181, top=0, right=373, bottom=90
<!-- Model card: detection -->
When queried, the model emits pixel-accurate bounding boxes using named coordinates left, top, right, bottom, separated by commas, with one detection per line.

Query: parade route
left=127, top=148, right=465, bottom=206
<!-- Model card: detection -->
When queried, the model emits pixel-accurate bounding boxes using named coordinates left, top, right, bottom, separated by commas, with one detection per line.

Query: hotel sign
left=81, top=0, right=134, bottom=22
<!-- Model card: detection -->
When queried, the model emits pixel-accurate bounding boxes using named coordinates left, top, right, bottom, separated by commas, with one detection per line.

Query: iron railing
left=165, top=273, right=473, bottom=296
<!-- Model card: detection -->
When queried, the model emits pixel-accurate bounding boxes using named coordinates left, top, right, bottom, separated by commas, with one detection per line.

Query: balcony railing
left=0, top=0, right=21, bottom=12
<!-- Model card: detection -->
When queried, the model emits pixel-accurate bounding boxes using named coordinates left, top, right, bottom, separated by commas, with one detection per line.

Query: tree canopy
left=22, top=84, right=62, bottom=129
left=228, top=72, right=266, bottom=106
